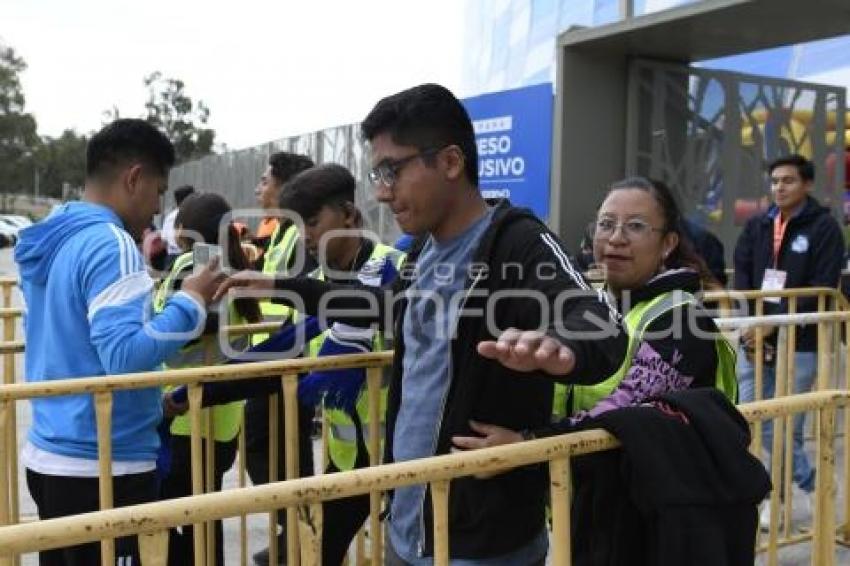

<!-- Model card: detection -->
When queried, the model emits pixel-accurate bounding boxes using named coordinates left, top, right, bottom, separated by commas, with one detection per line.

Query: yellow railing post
left=203, top=345, right=216, bottom=566
left=765, top=327, right=787, bottom=566
left=1, top=309, right=18, bottom=538
left=549, top=456, right=572, bottom=566
left=93, top=391, right=115, bottom=566
left=782, top=298, right=797, bottom=540
left=753, top=298, right=764, bottom=457
left=812, top=404, right=836, bottom=565
left=366, top=366, right=383, bottom=565
left=0, top=281, right=12, bottom=309
left=0, top=400, right=10, bottom=529
left=267, top=393, right=279, bottom=566
left=187, top=384, right=207, bottom=566
left=238, top=408, right=248, bottom=566
left=355, top=529, right=366, bottom=564
left=282, top=372, right=300, bottom=566
left=138, top=529, right=169, bottom=566
left=430, top=479, right=450, bottom=566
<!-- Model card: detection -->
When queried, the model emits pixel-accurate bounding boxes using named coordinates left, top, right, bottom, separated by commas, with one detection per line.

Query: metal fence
left=167, top=124, right=401, bottom=244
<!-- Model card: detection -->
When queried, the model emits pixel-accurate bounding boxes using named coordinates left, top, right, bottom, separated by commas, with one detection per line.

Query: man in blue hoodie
left=15, top=119, right=221, bottom=566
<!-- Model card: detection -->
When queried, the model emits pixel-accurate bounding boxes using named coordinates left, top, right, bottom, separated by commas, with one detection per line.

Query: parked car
left=0, top=215, right=32, bottom=229
left=0, top=223, right=16, bottom=247
left=0, top=215, right=32, bottom=247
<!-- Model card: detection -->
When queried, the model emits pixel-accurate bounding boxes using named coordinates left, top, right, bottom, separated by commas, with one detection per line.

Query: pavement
left=1, top=245, right=847, bottom=565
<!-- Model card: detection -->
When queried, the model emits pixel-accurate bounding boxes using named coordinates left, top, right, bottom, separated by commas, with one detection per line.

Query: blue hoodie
left=15, top=201, right=206, bottom=462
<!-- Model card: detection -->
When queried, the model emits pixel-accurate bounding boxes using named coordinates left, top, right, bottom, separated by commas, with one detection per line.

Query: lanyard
left=772, top=214, right=790, bottom=268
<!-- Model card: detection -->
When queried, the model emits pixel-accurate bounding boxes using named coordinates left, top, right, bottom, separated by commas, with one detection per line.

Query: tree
left=35, top=129, right=88, bottom=199
left=143, top=71, right=215, bottom=163
left=0, top=43, right=39, bottom=193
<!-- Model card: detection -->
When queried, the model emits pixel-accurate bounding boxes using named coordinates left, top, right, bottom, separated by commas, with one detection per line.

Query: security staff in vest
left=453, top=177, right=737, bottom=449
left=283, top=163, right=404, bottom=565
left=155, top=192, right=262, bottom=565
left=734, top=154, right=844, bottom=526
left=249, top=152, right=318, bottom=565
left=253, top=151, right=315, bottom=266
left=171, top=164, right=405, bottom=565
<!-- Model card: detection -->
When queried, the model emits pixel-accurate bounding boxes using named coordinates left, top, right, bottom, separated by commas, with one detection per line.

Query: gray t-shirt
left=387, top=208, right=547, bottom=564
left=389, top=209, right=493, bottom=561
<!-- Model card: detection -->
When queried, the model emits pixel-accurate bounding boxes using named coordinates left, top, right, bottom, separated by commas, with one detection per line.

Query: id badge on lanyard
left=761, top=268, right=787, bottom=304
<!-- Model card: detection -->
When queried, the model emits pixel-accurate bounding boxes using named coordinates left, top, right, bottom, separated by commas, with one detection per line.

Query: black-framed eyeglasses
left=594, top=217, right=665, bottom=240
left=368, top=147, right=443, bottom=188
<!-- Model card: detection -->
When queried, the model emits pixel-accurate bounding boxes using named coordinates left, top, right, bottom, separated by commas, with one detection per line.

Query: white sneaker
left=791, top=485, right=813, bottom=529
left=759, top=501, right=780, bottom=531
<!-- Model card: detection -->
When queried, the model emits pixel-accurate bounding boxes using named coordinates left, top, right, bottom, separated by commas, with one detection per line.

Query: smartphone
left=193, top=243, right=222, bottom=271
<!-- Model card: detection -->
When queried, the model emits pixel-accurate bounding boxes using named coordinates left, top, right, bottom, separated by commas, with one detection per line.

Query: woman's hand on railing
left=477, top=328, right=576, bottom=376
left=451, top=420, right=524, bottom=479
left=213, top=270, right=274, bottom=302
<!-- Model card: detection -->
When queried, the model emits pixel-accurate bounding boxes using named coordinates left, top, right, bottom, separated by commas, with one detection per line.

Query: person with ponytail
left=153, top=192, right=260, bottom=566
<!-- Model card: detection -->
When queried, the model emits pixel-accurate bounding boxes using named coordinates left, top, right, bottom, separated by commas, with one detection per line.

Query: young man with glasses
left=216, top=83, right=625, bottom=564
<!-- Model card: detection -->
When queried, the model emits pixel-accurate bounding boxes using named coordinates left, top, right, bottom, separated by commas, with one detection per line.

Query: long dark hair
left=607, top=177, right=718, bottom=288
left=176, top=193, right=261, bottom=322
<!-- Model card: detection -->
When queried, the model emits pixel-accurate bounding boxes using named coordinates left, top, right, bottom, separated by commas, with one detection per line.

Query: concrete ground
left=1, top=246, right=847, bottom=565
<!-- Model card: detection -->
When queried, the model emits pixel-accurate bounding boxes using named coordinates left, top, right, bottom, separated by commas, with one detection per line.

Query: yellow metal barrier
left=0, top=351, right=393, bottom=566
left=0, top=278, right=17, bottom=309
left=2, top=289, right=849, bottom=563
left=0, top=390, right=843, bottom=566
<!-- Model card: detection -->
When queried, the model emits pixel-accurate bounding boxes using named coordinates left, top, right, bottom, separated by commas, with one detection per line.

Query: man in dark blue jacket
left=733, top=154, right=844, bottom=527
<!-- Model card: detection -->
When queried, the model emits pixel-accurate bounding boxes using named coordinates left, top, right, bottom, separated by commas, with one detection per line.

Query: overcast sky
left=3, top=0, right=467, bottom=150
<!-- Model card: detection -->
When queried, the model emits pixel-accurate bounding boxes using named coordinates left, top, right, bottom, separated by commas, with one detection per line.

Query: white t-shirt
left=161, top=208, right=181, bottom=255
left=22, top=441, right=155, bottom=477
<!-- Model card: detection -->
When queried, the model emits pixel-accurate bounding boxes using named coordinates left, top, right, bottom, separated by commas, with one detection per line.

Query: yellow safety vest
left=554, top=290, right=737, bottom=419
left=154, top=252, right=246, bottom=442
left=252, top=223, right=300, bottom=345
left=310, top=243, right=405, bottom=471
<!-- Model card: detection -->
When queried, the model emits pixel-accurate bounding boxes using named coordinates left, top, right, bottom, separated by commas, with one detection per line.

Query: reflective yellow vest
left=154, top=252, right=246, bottom=442
left=554, top=290, right=738, bottom=419
left=252, top=223, right=300, bottom=345
left=309, top=243, right=405, bottom=471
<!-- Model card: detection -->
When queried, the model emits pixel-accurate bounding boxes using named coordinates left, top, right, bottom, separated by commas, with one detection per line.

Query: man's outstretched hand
left=477, top=328, right=576, bottom=376
left=213, top=270, right=275, bottom=302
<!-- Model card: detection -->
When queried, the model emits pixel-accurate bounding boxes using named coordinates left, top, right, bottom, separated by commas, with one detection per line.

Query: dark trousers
left=26, top=468, right=157, bottom=566
left=321, top=412, right=371, bottom=566
left=384, top=540, right=546, bottom=566
left=159, top=435, right=238, bottom=566
left=244, top=395, right=315, bottom=530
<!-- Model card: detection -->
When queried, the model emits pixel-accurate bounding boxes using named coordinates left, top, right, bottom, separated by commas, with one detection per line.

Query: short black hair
left=361, top=83, right=478, bottom=186
left=87, top=119, right=175, bottom=181
left=768, top=154, right=815, bottom=182
left=173, top=185, right=195, bottom=206
left=268, top=151, right=314, bottom=186
left=280, top=163, right=356, bottom=221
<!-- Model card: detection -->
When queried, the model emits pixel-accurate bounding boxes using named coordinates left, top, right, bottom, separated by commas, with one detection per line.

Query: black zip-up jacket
left=272, top=201, right=627, bottom=559
left=567, top=388, right=771, bottom=566
left=733, top=196, right=844, bottom=351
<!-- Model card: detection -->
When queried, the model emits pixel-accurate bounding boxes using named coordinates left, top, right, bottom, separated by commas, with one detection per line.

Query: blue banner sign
left=462, top=82, right=553, bottom=220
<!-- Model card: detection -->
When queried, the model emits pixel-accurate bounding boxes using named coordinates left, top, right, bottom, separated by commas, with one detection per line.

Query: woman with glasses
left=454, top=175, right=737, bottom=442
